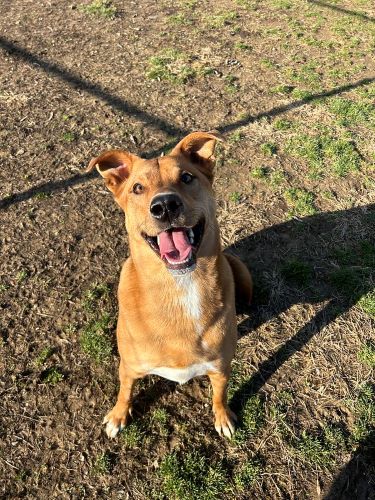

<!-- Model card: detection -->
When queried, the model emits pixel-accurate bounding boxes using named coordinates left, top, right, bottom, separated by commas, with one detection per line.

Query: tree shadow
left=308, top=0, right=375, bottom=23
left=226, top=203, right=374, bottom=494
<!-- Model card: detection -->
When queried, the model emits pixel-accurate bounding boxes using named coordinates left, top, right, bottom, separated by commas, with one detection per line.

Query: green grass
left=250, top=166, right=268, bottom=179
left=146, top=49, right=196, bottom=84
left=281, top=259, right=313, bottom=286
left=42, top=367, right=64, bottom=385
left=151, top=408, right=169, bottom=436
left=168, top=13, right=191, bottom=25
left=295, top=426, right=346, bottom=468
left=80, top=314, right=113, bottom=362
left=35, top=347, right=53, bottom=366
left=351, top=384, right=375, bottom=442
left=229, top=131, right=244, bottom=144
left=205, top=10, right=238, bottom=28
left=92, top=452, right=112, bottom=474
left=273, top=118, right=292, bottom=130
left=235, top=41, right=252, bottom=51
left=260, top=142, right=277, bottom=156
left=330, top=268, right=362, bottom=296
left=234, top=458, right=263, bottom=490
left=62, top=131, right=75, bottom=142
left=33, top=192, right=51, bottom=200
left=224, top=74, right=239, bottom=93
left=234, top=395, right=265, bottom=443
left=286, top=133, right=361, bottom=178
left=121, top=422, right=144, bottom=448
left=79, top=0, right=116, bottom=18
left=16, top=269, right=29, bottom=282
left=159, top=451, right=228, bottom=500
left=358, top=290, right=375, bottom=318
left=358, top=341, right=375, bottom=368
left=284, top=188, right=317, bottom=217
left=327, top=97, right=374, bottom=127
left=229, top=191, right=242, bottom=203
left=82, top=282, right=110, bottom=311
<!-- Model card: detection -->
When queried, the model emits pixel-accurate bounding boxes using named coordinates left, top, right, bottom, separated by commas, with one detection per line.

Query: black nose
left=150, top=193, right=184, bottom=222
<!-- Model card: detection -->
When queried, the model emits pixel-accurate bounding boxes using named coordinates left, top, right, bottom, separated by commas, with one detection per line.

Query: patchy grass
left=273, top=118, right=292, bottom=130
left=286, top=133, right=361, bottom=178
left=234, top=458, right=263, bottom=490
left=42, top=367, right=64, bottom=385
left=80, top=314, right=113, bottom=362
left=229, top=191, right=242, bottom=203
left=159, top=451, right=228, bottom=500
left=16, top=269, right=29, bottom=282
left=79, top=0, right=117, bottom=18
left=295, top=426, right=346, bottom=468
left=284, top=188, right=317, bottom=217
left=62, top=131, right=75, bottom=142
left=358, top=290, right=375, bottom=318
left=260, top=142, right=277, bottom=156
left=82, top=282, right=110, bottom=311
left=351, top=384, right=375, bottom=442
left=121, top=422, right=144, bottom=448
left=35, top=347, right=53, bottom=366
left=151, top=408, right=169, bottom=436
left=234, top=395, right=265, bottom=444
left=92, top=452, right=112, bottom=475
left=327, top=97, right=374, bottom=127
left=358, top=341, right=375, bottom=368
left=250, top=166, right=268, bottom=179
left=146, top=49, right=196, bottom=84
left=281, top=259, right=313, bottom=286
left=205, top=10, right=238, bottom=28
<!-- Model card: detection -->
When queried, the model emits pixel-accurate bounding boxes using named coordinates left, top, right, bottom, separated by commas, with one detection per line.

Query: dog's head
left=87, top=131, right=223, bottom=275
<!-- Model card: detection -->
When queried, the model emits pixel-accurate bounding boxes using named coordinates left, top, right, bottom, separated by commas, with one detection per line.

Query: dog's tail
left=224, top=253, right=253, bottom=306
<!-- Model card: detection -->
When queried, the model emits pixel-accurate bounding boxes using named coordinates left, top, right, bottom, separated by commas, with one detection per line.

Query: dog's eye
left=181, top=171, right=194, bottom=184
left=133, top=183, right=144, bottom=194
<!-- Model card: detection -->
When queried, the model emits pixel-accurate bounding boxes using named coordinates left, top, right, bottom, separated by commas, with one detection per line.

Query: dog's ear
left=87, top=150, right=138, bottom=194
left=171, top=131, right=224, bottom=180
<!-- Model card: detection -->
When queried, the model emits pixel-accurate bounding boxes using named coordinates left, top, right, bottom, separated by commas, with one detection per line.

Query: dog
left=87, top=131, right=252, bottom=438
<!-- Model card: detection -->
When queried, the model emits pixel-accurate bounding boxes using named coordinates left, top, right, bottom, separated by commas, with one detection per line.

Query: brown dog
left=87, top=131, right=252, bottom=438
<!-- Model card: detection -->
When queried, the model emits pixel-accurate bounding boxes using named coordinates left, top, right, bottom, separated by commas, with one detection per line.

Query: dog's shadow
left=226, top=203, right=374, bottom=496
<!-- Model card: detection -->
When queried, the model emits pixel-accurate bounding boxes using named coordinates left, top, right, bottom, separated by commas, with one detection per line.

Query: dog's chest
left=174, top=274, right=203, bottom=333
left=148, top=362, right=216, bottom=384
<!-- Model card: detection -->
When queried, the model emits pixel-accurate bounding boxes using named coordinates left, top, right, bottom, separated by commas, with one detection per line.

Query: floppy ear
left=86, top=150, right=137, bottom=194
left=171, top=131, right=224, bottom=180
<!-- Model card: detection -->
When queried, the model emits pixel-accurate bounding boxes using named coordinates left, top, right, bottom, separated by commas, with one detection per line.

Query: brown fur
left=87, top=131, right=252, bottom=438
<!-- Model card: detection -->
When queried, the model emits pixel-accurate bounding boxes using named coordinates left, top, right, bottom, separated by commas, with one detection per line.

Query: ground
left=0, top=0, right=374, bottom=498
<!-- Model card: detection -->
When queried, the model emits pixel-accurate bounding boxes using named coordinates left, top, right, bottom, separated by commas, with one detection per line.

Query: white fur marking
left=149, top=362, right=217, bottom=384
left=175, top=274, right=201, bottom=320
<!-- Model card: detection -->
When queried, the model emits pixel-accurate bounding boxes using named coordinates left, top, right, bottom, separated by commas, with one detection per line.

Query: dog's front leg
left=208, top=370, right=237, bottom=439
left=103, top=360, right=136, bottom=438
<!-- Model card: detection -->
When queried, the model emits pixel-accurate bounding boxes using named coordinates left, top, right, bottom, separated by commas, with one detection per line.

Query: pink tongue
left=158, top=229, right=192, bottom=262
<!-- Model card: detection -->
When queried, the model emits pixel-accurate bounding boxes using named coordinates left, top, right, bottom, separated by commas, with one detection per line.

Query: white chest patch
left=148, top=362, right=217, bottom=384
left=175, top=274, right=202, bottom=332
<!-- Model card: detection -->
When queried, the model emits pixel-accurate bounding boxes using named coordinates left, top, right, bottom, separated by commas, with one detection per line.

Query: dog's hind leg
left=224, top=253, right=253, bottom=306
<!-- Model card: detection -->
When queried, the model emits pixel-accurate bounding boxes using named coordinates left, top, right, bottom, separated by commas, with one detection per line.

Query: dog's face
left=88, top=132, right=222, bottom=275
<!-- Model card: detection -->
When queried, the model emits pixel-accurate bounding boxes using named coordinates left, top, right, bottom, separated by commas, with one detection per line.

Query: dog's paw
left=103, top=406, right=132, bottom=438
left=214, top=406, right=237, bottom=439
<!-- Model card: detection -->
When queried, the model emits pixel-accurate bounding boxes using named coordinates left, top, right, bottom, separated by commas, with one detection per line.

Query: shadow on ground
left=226, top=203, right=374, bottom=495
left=0, top=35, right=374, bottom=210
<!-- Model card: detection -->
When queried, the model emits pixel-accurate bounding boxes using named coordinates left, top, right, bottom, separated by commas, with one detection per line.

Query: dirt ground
left=0, top=0, right=374, bottom=498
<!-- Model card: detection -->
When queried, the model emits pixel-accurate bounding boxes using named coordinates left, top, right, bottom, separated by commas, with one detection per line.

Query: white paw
left=214, top=408, right=237, bottom=439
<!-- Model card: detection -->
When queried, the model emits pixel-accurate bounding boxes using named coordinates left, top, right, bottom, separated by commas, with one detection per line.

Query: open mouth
left=142, top=219, right=205, bottom=275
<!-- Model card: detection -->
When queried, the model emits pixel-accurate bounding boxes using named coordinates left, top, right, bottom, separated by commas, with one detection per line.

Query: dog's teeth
left=188, top=228, right=194, bottom=240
